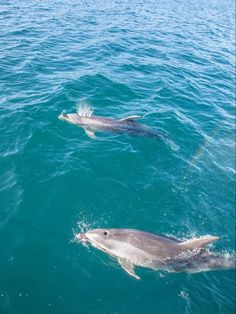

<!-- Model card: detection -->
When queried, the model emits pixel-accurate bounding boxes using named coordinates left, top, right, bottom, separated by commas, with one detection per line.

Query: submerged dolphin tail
left=194, top=254, right=236, bottom=272
left=219, top=256, right=236, bottom=269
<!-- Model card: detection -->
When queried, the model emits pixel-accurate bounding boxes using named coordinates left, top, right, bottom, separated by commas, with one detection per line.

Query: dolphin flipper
left=119, top=115, right=142, bottom=122
left=178, top=236, right=219, bottom=250
left=84, top=128, right=96, bottom=139
left=118, top=258, right=140, bottom=280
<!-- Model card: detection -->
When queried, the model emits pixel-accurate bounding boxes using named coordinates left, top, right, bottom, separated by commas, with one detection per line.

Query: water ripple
left=0, top=0, right=235, bottom=313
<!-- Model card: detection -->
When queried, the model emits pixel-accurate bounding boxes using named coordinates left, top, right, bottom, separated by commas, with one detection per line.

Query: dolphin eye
left=103, top=231, right=108, bottom=236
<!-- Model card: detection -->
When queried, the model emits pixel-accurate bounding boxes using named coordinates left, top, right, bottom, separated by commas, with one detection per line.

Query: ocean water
left=0, top=0, right=235, bottom=313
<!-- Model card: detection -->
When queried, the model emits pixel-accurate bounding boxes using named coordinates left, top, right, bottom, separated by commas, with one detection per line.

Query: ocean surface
left=0, top=0, right=235, bottom=313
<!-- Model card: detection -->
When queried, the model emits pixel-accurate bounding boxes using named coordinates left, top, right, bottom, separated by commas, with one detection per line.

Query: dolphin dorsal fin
left=178, top=236, right=219, bottom=250
left=119, top=115, right=142, bottom=122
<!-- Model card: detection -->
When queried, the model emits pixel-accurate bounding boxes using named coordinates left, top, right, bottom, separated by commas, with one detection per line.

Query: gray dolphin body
left=58, top=112, right=161, bottom=139
left=77, top=228, right=235, bottom=280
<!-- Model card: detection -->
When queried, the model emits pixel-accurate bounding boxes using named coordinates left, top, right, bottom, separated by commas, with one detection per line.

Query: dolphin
left=58, top=110, right=161, bottom=139
left=76, top=228, right=235, bottom=280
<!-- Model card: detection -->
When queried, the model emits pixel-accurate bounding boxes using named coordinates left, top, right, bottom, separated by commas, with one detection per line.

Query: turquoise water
left=0, top=0, right=235, bottom=313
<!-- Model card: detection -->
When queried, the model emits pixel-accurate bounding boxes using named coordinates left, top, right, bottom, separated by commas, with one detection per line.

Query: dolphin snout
left=75, top=233, right=87, bottom=241
left=58, top=112, right=79, bottom=125
left=58, top=112, right=68, bottom=121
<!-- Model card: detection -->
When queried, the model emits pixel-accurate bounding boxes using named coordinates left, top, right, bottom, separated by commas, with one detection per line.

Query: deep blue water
left=0, top=0, right=235, bottom=313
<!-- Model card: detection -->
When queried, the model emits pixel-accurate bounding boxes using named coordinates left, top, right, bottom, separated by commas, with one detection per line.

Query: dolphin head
left=58, top=112, right=83, bottom=125
left=77, top=229, right=129, bottom=256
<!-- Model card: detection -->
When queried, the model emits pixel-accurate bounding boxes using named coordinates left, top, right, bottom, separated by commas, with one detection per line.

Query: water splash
left=72, top=211, right=99, bottom=247
left=178, top=290, right=189, bottom=300
left=76, top=101, right=93, bottom=117
left=72, top=219, right=91, bottom=247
